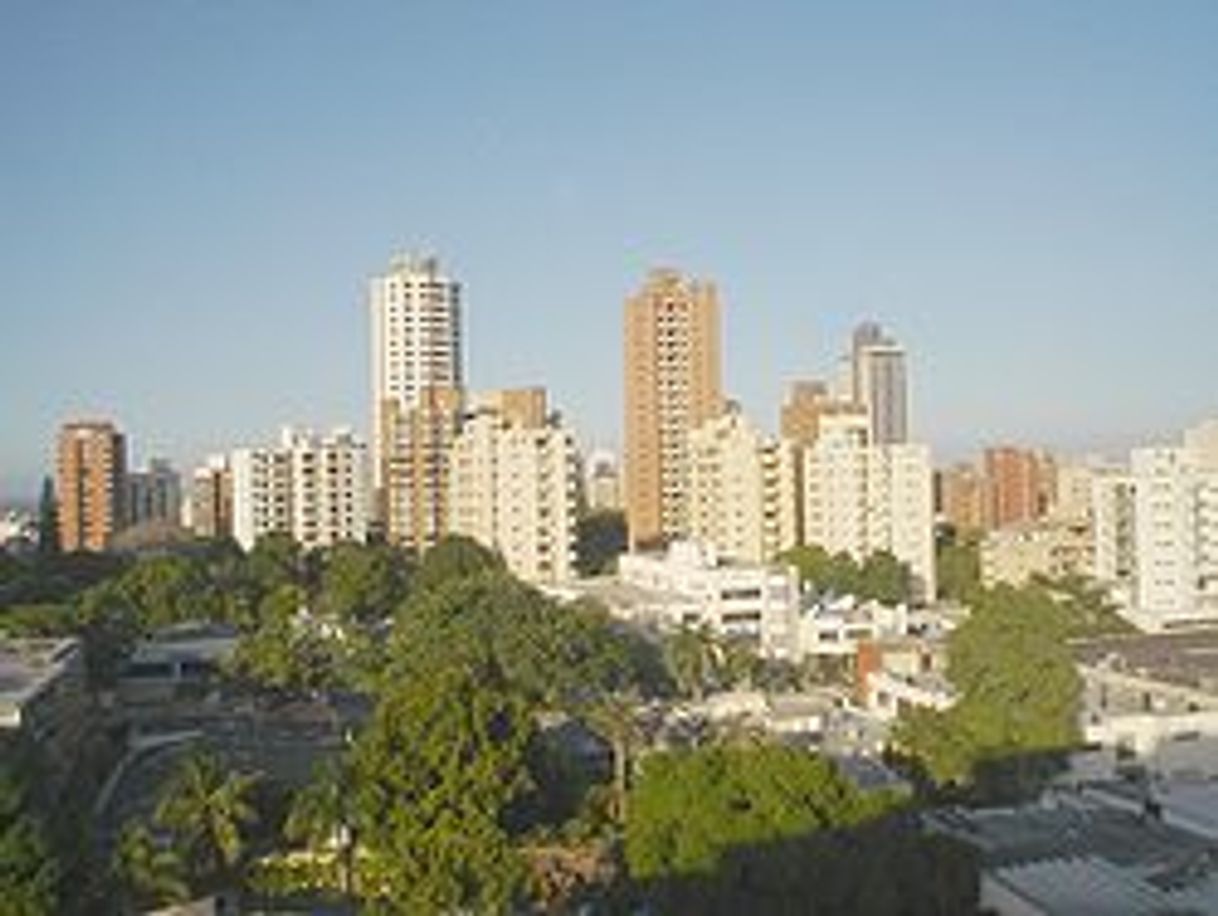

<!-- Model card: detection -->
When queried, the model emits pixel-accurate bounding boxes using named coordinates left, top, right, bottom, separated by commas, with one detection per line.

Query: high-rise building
left=125, top=459, right=182, bottom=529
left=801, top=412, right=936, bottom=600
left=448, top=389, right=578, bottom=583
left=686, top=407, right=799, bottom=564
left=231, top=428, right=370, bottom=551
left=623, top=269, right=723, bottom=548
left=585, top=450, right=622, bottom=513
left=189, top=455, right=233, bottom=540
left=370, top=254, right=463, bottom=542
left=779, top=380, right=831, bottom=446
left=286, top=428, right=370, bottom=551
left=851, top=322, right=908, bottom=445
left=938, top=462, right=987, bottom=533
left=381, top=385, right=464, bottom=551
left=231, top=442, right=293, bottom=551
left=56, top=420, right=127, bottom=552
left=1091, top=469, right=1137, bottom=592
left=982, top=446, right=1048, bottom=530
left=1126, top=421, right=1218, bottom=628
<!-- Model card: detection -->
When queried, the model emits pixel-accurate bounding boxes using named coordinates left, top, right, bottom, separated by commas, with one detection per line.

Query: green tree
left=857, top=550, right=913, bottom=604
left=894, top=585, right=1081, bottom=798
left=154, top=753, right=259, bottom=883
left=316, top=542, right=410, bottom=625
left=349, top=665, right=533, bottom=912
left=245, top=533, right=303, bottom=595
left=936, top=534, right=981, bottom=602
left=389, top=572, right=657, bottom=706
left=410, top=535, right=504, bottom=594
left=625, top=744, right=896, bottom=883
left=111, top=821, right=190, bottom=909
left=0, top=765, right=59, bottom=915
left=663, top=626, right=721, bottom=701
left=285, top=759, right=356, bottom=893
left=36, top=477, right=58, bottom=556
left=574, top=510, right=627, bottom=577
left=581, top=691, right=642, bottom=825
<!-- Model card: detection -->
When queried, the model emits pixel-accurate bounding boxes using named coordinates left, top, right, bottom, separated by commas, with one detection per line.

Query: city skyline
left=4, top=2, right=1217, bottom=500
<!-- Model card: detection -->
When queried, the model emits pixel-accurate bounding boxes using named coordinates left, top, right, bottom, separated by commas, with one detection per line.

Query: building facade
left=1127, top=423, right=1218, bottom=627
left=685, top=407, right=798, bottom=564
left=230, top=441, right=293, bottom=550
left=285, top=428, right=370, bottom=550
left=189, top=455, right=234, bottom=540
left=851, top=322, right=908, bottom=446
left=381, top=385, right=464, bottom=551
left=370, top=254, right=463, bottom=545
left=801, top=412, right=936, bottom=600
left=983, top=446, right=1050, bottom=530
left=56, top=420, right=127, bottom=552
left=623, top=269, right=723, bottom=548
left=448, top=390, right=578, bottom=584
left=938, top=462, right=987, bottom=533
left=615, top=541, right=801, bottom=659
left=125, top=458, right=182, bottom=529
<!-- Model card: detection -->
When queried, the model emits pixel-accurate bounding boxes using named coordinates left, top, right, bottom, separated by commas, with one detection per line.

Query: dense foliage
left=349, top=665, right=533, bottom=912
left=895, top=584, right=1083, bottom=798
left=625, top=744, right=977, bottom=914
left=574, top=510, right=627, bottom=577
left=0, top=765, right=60, bottom=915
left=778, top=545, right=914, bottom=605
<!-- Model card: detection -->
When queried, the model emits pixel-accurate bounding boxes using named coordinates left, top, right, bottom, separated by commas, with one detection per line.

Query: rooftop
left=1073, top=629, right=1218, bottom=694
left=0, top=638, right=81, bottom=725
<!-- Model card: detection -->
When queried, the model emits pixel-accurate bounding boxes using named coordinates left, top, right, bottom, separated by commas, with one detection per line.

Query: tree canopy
left=778, top=545, right=913, bottom=604
left=0, top=764, right=60, bottom=915
left=894, top=584, right=1082, bottom=797
left=348, top=665, right=533, bottom=912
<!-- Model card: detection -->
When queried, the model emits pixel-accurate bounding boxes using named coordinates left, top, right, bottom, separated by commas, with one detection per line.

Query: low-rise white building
left=603, top=541, right=801, bottom=658
left=797, top=595, right=910, bottom=659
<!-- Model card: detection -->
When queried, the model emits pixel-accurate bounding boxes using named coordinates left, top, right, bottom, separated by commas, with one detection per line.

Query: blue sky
left=2, top=1, right=1216, bottom=500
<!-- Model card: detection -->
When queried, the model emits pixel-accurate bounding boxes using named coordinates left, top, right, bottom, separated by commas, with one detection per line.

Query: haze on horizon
left=2, top=1, right=1216, bottom=501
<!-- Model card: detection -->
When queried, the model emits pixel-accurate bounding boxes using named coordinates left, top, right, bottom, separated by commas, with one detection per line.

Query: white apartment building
left=1126, top=421, right=1218, bottom=629
left=801, top=412, right=936, bottom=600
left=614, top=541, right=800, bottom=659
left=367, top=254, right=463, bottom=551
left=286, top=428, right=370, bottom=550
left=448, top=397, right=578, bottom=584
left=231, top=443, right=292, bottom=550
left=1092, top=469, right=1137, bottom=597
left=231, top=428, right=369, bottom=551
left=686, top=408, right=799, bottom=565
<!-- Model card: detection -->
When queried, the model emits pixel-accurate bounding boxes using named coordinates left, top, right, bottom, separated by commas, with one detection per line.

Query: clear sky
left=2, top=1, right=1216, bottom=501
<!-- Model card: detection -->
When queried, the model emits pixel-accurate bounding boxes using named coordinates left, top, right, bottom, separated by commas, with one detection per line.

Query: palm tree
left=664, top=626, right=721, bottom=701
left=286, top=758, right=355, bottom=894
left=154, top=753, right=259, bottom=881
left=112, top=821, right=190, bottom=909
left=583, top=691, right=642, bottom=825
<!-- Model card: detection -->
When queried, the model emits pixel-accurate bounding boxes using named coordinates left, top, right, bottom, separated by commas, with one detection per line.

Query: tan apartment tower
left=56, top=420, right=127, bottom=552
left=623, top=268, right=723, bottom=548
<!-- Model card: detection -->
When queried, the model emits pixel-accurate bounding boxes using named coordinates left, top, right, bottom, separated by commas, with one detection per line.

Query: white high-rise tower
left=370, top=254, right=463, bottom=491
left=370, top=254, right=464, bottom=547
